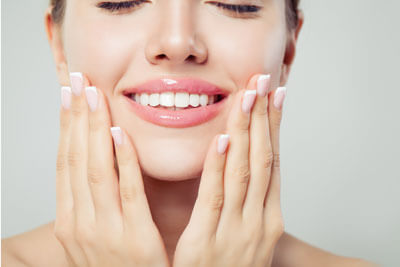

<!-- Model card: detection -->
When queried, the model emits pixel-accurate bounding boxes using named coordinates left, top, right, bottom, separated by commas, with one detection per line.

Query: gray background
left=2, top=0, right=399, bottom=266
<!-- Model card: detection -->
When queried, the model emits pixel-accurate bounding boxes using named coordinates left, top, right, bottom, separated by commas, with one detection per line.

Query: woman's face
left=52, top=0, right=292, bottom=181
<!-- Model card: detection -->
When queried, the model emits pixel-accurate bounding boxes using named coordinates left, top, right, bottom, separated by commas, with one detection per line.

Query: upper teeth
left=132, top=92, right=218, bottom=108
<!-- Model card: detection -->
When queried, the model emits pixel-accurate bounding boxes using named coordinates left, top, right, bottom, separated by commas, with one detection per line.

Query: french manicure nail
left=257, top=74, right=271, bottom=97
left=61, top=86, right=72, bottom=110
left=70, top=72, right=83, bottom=96
left=242, top=90, right=257, bottom=114
left=274, top=87, right=287, bottom=111
left=111, top=127, right=123, bottom=146
left=85, top=86, right=98, bottom=112
left=217, top=134, right=230, bottom=155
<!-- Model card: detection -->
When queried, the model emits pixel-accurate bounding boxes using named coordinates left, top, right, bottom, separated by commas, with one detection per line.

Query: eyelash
left=97, top=1, right=261, bottom=15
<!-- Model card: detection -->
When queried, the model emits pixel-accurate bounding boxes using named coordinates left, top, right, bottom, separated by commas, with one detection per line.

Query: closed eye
left=96, top=0, right=149, bottom=13
left=97, top=1, right=262, bottom=17
left=206, top=1, right=261, bottom=14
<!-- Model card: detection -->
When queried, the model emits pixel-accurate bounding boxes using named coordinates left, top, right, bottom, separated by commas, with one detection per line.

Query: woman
left=2, top=0, right=377, bottom=266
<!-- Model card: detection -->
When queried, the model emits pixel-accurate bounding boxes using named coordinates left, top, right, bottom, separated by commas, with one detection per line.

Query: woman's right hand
left=54, top=72, right=170, bottom=267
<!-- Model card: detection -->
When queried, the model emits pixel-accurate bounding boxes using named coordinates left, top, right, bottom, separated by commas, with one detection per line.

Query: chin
left=136, top=142, right=209, bottom=182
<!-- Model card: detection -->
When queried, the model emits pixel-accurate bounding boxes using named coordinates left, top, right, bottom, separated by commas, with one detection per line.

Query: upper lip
left=122, top=77, right=231, bottom=97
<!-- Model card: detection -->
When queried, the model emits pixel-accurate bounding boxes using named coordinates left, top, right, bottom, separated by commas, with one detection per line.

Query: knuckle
left=235, top=119, right=250, bottom=134
left=207, top=194, right=224, bottom=211
left=262, top=151, right=274, bottom=170
left=67, top=151, right=83, bottom=168
left=56, top=153, right=68, bottom=173
left=235, top=163, right=251, bottom=184
left=273, top=153, right=281, bottom=168
left=120, top=186, right=137, bottom=202
left=87, top=166, right=105, bottom=185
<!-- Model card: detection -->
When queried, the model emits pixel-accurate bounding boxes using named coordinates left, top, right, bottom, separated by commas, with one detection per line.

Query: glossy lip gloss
left=122, top=78, right=230, bottom=128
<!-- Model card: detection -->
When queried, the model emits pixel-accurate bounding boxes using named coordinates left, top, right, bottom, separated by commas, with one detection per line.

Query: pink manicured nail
left=274, top=87, right=287, bottom=111
left=70, top=72, right=83, bottom=96
left=257, top=74, right=271, bottom=97
left=61, top=86, right=71, bottom=110
left=217, top=134, right=230, bottom=155
left=85, top=86, right=98, bottom=112
left=111, top=127, right=123, bottom=146
left=241, top=90, right=257, bottom=114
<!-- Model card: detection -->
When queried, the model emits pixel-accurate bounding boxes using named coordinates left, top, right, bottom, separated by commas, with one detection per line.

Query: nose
left=145, top=1, right=208, bottom=67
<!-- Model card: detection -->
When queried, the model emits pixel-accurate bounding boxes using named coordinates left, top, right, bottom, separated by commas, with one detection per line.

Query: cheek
left=63, top=18, right=143, bottom=91
left=206, top=22, right=286, bottom=89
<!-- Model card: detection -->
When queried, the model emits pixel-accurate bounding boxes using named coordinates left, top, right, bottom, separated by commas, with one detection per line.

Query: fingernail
left=111, top=127, right=123, bottom=146
left=85, top=86, right=98, bottom=112
left=241, top=90, right=257, bottom=114
left=70, top=72, right=83, bottom=96
left=274, top=87, right=287, bottom=111
left=217, top=134, right=230, bottom=155
left=61, top=86, right=72, bottom=110
left=257, top=74, right=271, bottom=97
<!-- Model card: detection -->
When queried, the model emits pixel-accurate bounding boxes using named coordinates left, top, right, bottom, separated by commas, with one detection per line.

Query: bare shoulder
left=272, top=232, right=379, bottom=267
left=1, top=221, right=68, bottom=267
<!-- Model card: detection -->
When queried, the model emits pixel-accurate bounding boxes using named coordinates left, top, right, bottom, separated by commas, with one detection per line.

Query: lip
left=122, top=78, right=230, bottom=128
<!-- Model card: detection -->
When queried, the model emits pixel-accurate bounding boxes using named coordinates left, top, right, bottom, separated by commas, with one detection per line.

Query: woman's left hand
left=173, top=74, right=286, bottom=267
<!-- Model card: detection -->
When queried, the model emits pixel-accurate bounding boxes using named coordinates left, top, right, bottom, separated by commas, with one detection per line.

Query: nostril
left=155, top=54, right=167, bottom=60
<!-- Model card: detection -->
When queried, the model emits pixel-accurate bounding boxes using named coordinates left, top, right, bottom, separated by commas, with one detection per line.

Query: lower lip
left=124, top=95, right=228, bottom=128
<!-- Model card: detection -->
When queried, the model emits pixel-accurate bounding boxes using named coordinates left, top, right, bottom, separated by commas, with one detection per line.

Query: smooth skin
left=2, top=0, right=378, bottom=266
left=57, top=71, right=283, bottom=267
left=55, top=74, right=170, bottom=267
left=173, top=74, right=284, bottom=267
left=2, top=74, right=377, bottom=267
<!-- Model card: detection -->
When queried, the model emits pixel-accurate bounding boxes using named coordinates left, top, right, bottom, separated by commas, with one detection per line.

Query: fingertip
left=217, top=134, right=230, bottom=155
left=111, top=126, right=124, bottom=146
left=273, top=87, right=287, bottom=111
left=61, top=86, right=72, bottom=110
left=257, top=74, right=271, bottom=97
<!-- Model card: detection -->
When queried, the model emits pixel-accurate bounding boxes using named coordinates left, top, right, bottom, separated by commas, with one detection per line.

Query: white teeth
left=132, top=92, right=220, bottom=108
left=189, top=94, right=200, bottom=107
left=140, top=93, right=149, bottom=106
left=149, top=93, right=160, bottom=107
left=208, top=95, right=215, bottom=105
left=134, top=93, right=140, bottom=102
left=175, top=92, right=189, bottom=108
left=199, top=94, right=208, bottom=107
left=160, top=92, right=175, bottom=107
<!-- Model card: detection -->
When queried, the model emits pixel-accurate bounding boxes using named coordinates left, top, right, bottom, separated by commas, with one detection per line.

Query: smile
left=123, top=78, right=230, bottom=128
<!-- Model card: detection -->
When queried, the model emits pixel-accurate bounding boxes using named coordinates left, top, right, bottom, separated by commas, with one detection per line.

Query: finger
left=85, top=86, right=122, bottom=226
left=68, top=72, right=95, bottom=224
left=110, top=127, right=153, bottom=228
left=186, top=134, right=229, bottom=238
left=56, top=86, right=73, bottom=219
left=264, top=87, right=286, bottom=217
left=243, top=74, right=273, bottom=220
left=220, top=88, right=256, bottom=218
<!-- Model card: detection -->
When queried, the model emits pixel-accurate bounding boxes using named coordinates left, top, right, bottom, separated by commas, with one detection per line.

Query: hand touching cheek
left=173, top=74, right=286, bottom=267
left=55, top=73, right=171, bottom=267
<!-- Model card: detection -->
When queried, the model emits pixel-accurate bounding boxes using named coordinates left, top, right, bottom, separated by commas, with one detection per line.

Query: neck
left=142, top=174, right=200, bottom=259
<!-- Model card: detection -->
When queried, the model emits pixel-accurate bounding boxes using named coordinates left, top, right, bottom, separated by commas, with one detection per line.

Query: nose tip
left=144, top=2, right=208, bottom=67
left=146, top=34, right=208, bottom=66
